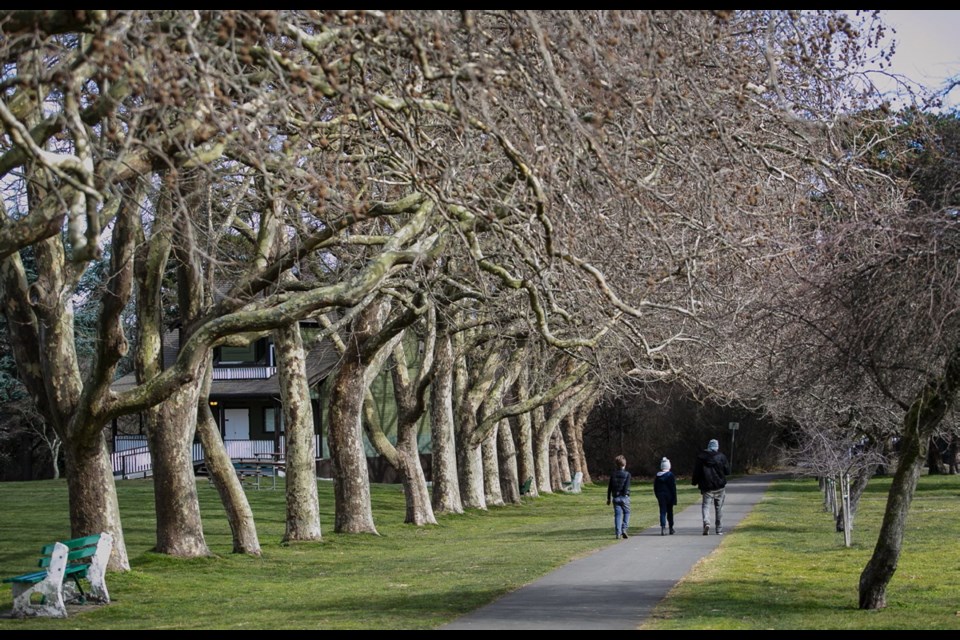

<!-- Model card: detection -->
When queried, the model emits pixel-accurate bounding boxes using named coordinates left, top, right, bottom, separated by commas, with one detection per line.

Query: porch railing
left=110, top=436, right=320, bottom=479
left=211, top=366, right=276, bottom=380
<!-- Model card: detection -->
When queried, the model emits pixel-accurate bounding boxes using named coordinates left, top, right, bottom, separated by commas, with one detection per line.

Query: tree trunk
left=514, top=372, right=539, bottom=498
left=562, top=415, right=582, bottom=479
left=398, top=444, right=436, bottom=526
left=836, top=463, right=875, bottom=536
left=387, top=321, right=438, bottom=526
left=556, top=427, right=572, bottom=484
left=533, top=407, right=553, bottom=494
left=328, top=357, right=377, bottom=533
left=145, top=378, right=211, bottom=558
left=274, top=322, right=322, bottom=542
left=134, top=168, right=209, bottom=558
left=359, top=325, right=439, bottom=527
left=859, top=349, right=960, bottom=609
left=430, top=331, right=463, bottom=514
left=458, top=434, right=487, bottom=510
left=394, top=386, right=437, bottom=526
left=49, top=438, right=62, bottom=480
left=572, top=393, right=597, bottom=483
left=64, top=434, right=130, bottom=571
left=858, top=426, right=926, bottom=609
left=397, top=428, right=437, bottom=526
left=38, top=237, right=131, bottom=570
left=549, top=428, right=563, bottom=491
left=327, top=301, right=386, bottom=535
left=0, top=178, right=133, bottom=571
left=481, top=425, right=504, bottom=507
left=497, top=419, right=521, bottom=504
left=196, top=398, right=261, bottom=555
left=362, top=394, right=437, bottom=527
left=452, top=330, right=515, bottom=510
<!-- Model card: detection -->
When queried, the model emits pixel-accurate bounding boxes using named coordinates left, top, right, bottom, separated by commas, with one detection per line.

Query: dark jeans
left=656, top=495, right=675, bottom=528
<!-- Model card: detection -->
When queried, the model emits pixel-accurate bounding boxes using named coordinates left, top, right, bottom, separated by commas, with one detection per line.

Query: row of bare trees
left=2, top=10, right=944, bottom=611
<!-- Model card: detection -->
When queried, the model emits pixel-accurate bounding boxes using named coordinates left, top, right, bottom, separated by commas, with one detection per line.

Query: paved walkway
left=442, top=472, right=782, bottom=630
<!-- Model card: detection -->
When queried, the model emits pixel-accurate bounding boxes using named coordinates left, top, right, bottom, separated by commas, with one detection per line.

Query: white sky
left=870, top=10, right=960, bottom=110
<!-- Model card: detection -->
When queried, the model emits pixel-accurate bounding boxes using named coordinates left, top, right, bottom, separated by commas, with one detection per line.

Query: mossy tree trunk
left=388, top=316, right=438, bottom=526
left=429, top=329, right=463, bottom=514
left=275, top=321, right=323, bottom=542
left=497, top=419, right=521, bottom=504
left=859, top=343, right=960, bottom=609
left=196, top=376, right=262, bottom=555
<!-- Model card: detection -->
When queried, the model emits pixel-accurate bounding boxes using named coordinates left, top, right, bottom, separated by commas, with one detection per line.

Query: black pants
left=656, top=495, right=674, bottom=528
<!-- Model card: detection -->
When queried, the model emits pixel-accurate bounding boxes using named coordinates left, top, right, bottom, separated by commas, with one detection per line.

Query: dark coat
left=653, top=470, right=677, bottom=505
left=607, top=468, right=631, bottom=501
left=691, top=449, right=731, bottom=493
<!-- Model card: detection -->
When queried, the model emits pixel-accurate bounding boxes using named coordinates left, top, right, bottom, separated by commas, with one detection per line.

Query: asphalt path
left=442, top=472, right=782, bottom=630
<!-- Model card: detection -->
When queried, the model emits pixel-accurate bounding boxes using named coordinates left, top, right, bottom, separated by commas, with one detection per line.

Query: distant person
left=691, top=439, right=731, bottom=535
left=653, top=457, right=677, bottom=536
left=606, top=454, right=631, bottom=539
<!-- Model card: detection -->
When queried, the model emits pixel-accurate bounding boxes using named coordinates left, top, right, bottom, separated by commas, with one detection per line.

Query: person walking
left=606, top=454, right=632, bottom=539
left=691, top=439, right=731, bottom=535
left=653, top=457, right=677, bottom=535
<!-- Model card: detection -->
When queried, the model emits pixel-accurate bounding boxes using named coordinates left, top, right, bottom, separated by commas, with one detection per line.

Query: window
left=216, top=338, right=270, bottom=365
left=219, top=342, right=257, bottom=364
left=264, top=407, right=285, bottom=433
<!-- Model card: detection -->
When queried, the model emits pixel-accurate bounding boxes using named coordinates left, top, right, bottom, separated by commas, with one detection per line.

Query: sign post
left=728, top=422, right=739, bottom=470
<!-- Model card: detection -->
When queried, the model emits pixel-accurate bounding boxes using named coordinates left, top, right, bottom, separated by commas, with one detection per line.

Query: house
left=109, top=323, right=434, bottom=482
left=109, top=323, right=341, bottom=477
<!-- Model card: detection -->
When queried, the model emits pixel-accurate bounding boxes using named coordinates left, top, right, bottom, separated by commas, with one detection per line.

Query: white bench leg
left=11, top=542, right=68, bottom=618
left=85, top=532, right=113, bottom=603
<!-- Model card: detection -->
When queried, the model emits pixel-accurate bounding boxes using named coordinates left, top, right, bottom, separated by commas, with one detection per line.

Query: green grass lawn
left=0, top=475, right=700, bottom=629
left=2, top=473, right=958, bottom=629
left=641, top=473, right=960, bottom=630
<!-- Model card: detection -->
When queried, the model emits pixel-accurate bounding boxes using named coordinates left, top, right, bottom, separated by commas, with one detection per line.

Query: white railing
left=111, top=436, right=321, bottom=479
left=211, top=366, right=276, bottom=380
left=113, top=435, right=148, bottom=451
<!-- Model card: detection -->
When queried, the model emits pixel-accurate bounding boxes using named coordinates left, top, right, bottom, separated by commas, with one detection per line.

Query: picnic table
left=233, top=458, right=285, bottom=490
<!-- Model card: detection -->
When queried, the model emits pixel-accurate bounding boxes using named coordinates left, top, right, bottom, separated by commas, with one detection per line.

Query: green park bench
left=520, top=476, right=533, bottom=496
left=2, top=532, right=113, bottom=618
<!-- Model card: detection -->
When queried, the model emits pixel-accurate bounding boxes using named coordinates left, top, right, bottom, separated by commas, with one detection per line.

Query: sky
left=870, top=10, right=960, bottom=110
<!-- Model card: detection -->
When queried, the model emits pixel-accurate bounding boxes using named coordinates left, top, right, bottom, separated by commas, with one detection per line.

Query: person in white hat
left=653, top=457, right=677, bottom=535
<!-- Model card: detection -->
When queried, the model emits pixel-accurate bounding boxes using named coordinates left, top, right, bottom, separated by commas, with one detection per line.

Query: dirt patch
left=0, top=601, right=106, bottom=619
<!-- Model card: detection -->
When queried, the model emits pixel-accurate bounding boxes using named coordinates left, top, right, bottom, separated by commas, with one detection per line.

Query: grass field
left=0, top=475, right=700, bottom=629
left=642, top=473, right=960, bottom=630
left=1, top=472, right=958, bottom=629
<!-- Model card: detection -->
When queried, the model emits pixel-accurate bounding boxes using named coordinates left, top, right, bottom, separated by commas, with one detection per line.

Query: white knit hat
left=660, top=457, right=671, bottom=471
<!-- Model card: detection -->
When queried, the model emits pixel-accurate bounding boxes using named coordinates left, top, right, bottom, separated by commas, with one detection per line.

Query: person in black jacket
left=606, top=454, right=631, bottom=539
left=691, top=439, right=731, bottom=535
left=653, top=457, right=677, bottom=536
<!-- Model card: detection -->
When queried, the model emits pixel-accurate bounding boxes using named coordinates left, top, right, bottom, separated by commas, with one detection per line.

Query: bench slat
left=4, top=534, right=100, bottom=584
left=2, top=570, right=48, bottom=584
left=39, top=546, right=97, bottom=567
left=40, top=535, right=101, bottom=555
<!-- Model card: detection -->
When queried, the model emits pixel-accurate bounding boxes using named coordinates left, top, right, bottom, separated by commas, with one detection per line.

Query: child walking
left=606, top=454, right=631, bottom=539
left=654, top=457, right=677, bottom=535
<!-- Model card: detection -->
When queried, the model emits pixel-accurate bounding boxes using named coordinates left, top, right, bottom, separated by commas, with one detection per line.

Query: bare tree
left=0, top=10, right=895, bottom=575
left=708, top=104, right=960, bottom=609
